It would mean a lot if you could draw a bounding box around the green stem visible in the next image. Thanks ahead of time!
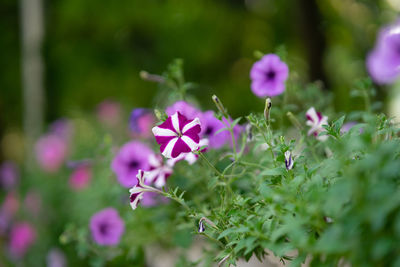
[198,151,223,177]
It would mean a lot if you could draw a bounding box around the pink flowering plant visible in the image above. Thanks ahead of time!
[2,47,400,267]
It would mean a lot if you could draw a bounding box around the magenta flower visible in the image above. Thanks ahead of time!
[35,134,68,173]
[152,112,201,159]
[9,222,36,258]
[111,141,153,188]
[69,165,92,191]
[367,20,400,84]
[0,161,19,190]
[129,108,156,138]
[90,208,125,246]
[146,154,173,188]
[306,107,328,141]
[250,54,289,97]
[96,100,122,127]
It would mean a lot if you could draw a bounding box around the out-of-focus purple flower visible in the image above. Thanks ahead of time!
[129,108,156,138]
[140,192,169,207]
[2,191,19,218]
[69,165,92,191]
[250,54,289,97]
[367,21,400,84]
[146,154,173,188]
[24,191,42,217]
[306,107,328,141]
[152,112,201,158]
[341,122,364,134]
[0,212,10,235]
[0,161,19,190]
[0,191,18,235]
[46,248,67,267]
[201,111,242,149]
[9,222,36,258]
[96,100,122,127]
[166,101,202,122]
[35,134,68,173]
[111,141,153,188]
[49,119,73,141]
[201,111,230,149]
[90,208,125,246]
[341,122,357,133]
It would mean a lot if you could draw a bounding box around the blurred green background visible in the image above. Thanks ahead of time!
[1,0,399,160]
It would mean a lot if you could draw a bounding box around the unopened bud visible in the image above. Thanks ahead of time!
[212,95,229,119]
[198,220,205,233]
[284,150,294,171]
[245,124,253,142]
[140,70,165,83]
[264,98,272,124]
[139,70,149,80]
[198,217,218,234]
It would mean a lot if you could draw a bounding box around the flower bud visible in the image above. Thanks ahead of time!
[198,220,205,233]
[212,95,229,119]
[264,98,272,124]
[284,150,294,171]
[140,71,165,83]
[245,124,253,142]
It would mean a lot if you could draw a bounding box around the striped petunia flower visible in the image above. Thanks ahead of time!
[306,107,328,141]
[152,112,201,159]
[145,154,173,188]
[129,170,160,210]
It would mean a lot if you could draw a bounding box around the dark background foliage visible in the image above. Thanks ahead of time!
[0,0,397,159]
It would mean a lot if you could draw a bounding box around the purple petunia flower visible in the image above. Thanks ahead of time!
[367,20,400,84]
[152,112,201,159]
[0,161,19,190]
[201,111,232,149]
[165,101,202,122]
[9,222,36,258]
[35,134,68,173]
[111,141,153,188]
[129,108,156,138]
[306,107,328,141]
[89,208,125,246]
[250,54,289,97]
